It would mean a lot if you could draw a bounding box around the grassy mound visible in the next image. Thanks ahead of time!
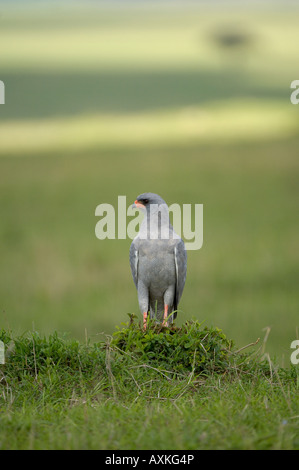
[112,315,234,374]
[0,321,238,413]
[1,317,297,384]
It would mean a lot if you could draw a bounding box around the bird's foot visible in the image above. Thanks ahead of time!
[162,305,169,328]
[143,312,148,330]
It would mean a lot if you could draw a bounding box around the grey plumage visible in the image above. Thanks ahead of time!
[129,192,187,326]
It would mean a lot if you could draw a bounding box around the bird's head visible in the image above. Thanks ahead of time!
[132,193,167,212]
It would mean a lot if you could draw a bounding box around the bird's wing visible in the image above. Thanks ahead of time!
[129,239,139,288]
[174,239,187,314]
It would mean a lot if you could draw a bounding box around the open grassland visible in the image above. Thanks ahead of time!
[0,3,298,449]
[0,3,298,357]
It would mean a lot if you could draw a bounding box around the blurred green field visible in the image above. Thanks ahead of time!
[0,3,298,362]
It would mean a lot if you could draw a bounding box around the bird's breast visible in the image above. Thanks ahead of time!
[137,240,176,288]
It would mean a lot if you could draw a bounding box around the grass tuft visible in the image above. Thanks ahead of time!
[112,314,234,375]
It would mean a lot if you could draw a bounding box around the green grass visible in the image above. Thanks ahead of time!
[0,321,298,450]
[0,2,298,450]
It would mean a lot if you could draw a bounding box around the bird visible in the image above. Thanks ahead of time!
[129,192,187,329]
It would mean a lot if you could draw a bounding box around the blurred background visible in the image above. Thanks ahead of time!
[0,0,298,363]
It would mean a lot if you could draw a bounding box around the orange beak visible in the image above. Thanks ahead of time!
[133,199,145,209]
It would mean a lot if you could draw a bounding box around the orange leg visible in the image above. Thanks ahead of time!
[143,312,148,330]
[163,304,169,327]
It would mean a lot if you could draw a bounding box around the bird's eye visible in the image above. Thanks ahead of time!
[143,199,149,205]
